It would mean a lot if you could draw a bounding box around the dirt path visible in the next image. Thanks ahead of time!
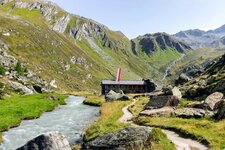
[163,130,208,150]
[119,100,208,150]
[119,100,136,123]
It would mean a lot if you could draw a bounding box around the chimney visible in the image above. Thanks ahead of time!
[116,68,121,82]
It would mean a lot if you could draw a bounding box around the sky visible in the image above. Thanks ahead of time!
[50,0,225,39]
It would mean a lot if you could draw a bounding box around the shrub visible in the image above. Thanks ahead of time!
[15,61,28,75]
[0,64,5,75]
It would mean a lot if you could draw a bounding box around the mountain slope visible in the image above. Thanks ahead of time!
[0,0,191,92]
[0,0,152,92]
[175,25,225,49]
[131,33,191,80]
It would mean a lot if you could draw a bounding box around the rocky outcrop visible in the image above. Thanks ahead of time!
[83,127,151,150]
[0,39,52,94]
[145,95,179,109]
[16,131,71,150]
[174,108,214,119]
[52,15,71,33]
[204,92,224,111]
[105,90,130,101]
[140,107,174,117]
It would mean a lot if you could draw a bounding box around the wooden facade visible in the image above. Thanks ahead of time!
[101,79,156,95]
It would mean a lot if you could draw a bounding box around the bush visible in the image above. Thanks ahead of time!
[0,64,5,75]
[15,61,27,75]
[0,82,4,89]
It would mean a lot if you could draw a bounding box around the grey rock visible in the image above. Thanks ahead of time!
[83,127,151,150]
[162,85,173,95]
[50,80,57,88]
[8,81,35,95]
[175,73,191,85]
[145,95,179,109]
[216,100,225,120]
[172,87,182,99]
[204,92,224,111]
[186,101,206,109]
[140,107,174,117]
[52,15,71,33]
[16,131,71,150]
[174,108,214,119]
[46,95,60,101]
[105,90,130,101]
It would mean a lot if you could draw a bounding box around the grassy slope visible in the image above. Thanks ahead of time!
[129,97,225,150]
[0,94,67,142]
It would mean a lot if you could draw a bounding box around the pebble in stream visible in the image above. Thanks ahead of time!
[0,96,99,150]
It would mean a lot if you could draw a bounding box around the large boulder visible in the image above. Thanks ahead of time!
[83,127,151,150]
[204,92,224,111]
[174,108,214,119]
[139,107,174,117]
[215,100,225,120]
[172,87,182,99]
[145,95,179,109]
[16,132,71,150]
[175,73,191,85]
[162,85,173,95]
[105,90,130,101]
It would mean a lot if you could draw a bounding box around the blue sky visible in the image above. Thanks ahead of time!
[50,0,225,39]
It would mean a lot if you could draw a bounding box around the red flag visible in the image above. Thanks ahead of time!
[116,68,121,82]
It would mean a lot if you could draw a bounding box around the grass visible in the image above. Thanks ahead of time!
[83,96,105,106]
[0,94,67,143]
[128,96,149,117]
[135,117,225,150]
[149,128,175,150]
[84,101,131,141]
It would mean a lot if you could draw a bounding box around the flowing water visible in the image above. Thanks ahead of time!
[0,95,99,150]
[162,54,185,81]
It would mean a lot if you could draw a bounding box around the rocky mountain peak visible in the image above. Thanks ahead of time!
[131,32,191,56]
[174,24,225,49]
[212,24,225,33]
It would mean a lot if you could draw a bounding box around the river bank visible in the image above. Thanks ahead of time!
[0,95,99,149]
[0,94,67,144]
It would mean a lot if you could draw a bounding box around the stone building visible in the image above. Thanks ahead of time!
[101,79,156,95]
